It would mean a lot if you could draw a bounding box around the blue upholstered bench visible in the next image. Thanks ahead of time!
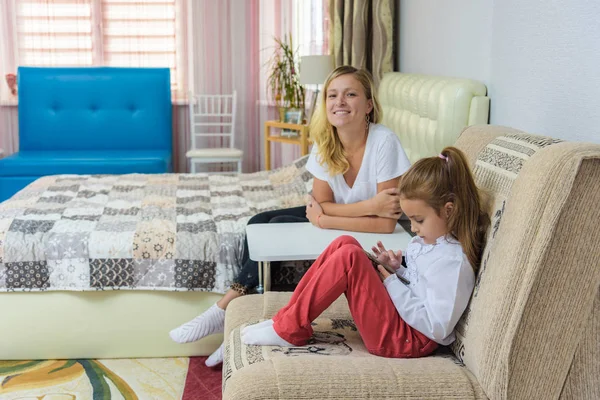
[0,67,173,202]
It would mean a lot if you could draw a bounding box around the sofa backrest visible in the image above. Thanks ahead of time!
[452,125,600,399]
[378,72,489,163]
[18,67,172,152]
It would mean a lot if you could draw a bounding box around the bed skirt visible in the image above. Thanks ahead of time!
[0,290,222,359]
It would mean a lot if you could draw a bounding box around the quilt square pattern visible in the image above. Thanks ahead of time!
[5,261,50,289]
[174,260,216,290]
[90,259,135,288]
[0,157,310,292]
[48,258,90,289]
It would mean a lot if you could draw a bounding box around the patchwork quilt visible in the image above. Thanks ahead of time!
[0,157,312,292]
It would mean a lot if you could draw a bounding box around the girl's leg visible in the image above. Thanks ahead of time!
[245,238,438,358]
[272,235,361,321]
[242,235,358,335]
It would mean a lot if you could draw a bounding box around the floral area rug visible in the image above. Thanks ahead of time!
[0,356,222,400]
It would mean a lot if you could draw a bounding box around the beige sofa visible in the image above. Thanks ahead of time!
[223,125,600,399]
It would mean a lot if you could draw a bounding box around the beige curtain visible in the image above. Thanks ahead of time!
[329,0,395,87]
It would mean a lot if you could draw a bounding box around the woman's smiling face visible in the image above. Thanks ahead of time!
[325,74,373,130]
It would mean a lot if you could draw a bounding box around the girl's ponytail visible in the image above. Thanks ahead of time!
[398,147,490,269]
[440,147,490,269]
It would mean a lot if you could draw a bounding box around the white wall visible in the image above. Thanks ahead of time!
[398,0,493,84]
[397,0,600,143]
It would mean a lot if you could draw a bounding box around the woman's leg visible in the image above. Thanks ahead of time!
[244,236,438,358]
[170,206,308,346]
[234,205,308,294]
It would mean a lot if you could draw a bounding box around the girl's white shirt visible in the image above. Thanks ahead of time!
[383,234,475,345]
[305,123,410,204]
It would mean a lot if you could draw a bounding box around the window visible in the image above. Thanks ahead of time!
[293,0,329,56]
[14,0,185,97]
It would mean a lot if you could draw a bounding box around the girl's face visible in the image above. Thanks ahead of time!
[325,74,373,130]
[400,197,452,244]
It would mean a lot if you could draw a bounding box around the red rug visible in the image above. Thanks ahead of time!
[182,357,223,400]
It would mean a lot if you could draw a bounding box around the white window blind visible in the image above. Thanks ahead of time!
[102,0,179,92]
[17,0,94,66]
[15,0,183,95]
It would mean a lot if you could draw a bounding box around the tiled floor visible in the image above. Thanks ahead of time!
[182,356,223,400]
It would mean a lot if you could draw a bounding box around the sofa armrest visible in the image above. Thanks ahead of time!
[469,96,490,125]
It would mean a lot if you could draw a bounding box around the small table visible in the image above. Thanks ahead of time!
[246,222,414,292]
[264,120,309,170]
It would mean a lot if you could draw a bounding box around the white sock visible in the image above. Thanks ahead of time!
[169,303,225,344]
[205,343,224,367]
[241,319,274,336]
[241,325,293,347]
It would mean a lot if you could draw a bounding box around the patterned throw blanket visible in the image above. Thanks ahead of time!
[0,157,311,292]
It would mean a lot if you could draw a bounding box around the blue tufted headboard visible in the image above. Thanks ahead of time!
[18,67,172,152]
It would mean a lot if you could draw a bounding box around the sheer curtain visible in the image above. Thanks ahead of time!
[258,0,329,170]
[184,0,260,173]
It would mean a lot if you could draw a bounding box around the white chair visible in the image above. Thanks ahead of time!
[186,91,243,173]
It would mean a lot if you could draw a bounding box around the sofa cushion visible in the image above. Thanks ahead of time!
[0,150,172,176]
[451,125,600,399]
[224,293,487,400]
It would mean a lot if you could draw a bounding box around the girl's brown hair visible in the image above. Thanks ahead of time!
[309,66,382,176]
[398,147,490,269]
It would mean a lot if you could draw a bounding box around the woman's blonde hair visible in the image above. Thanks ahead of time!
[309,66,382,176]
[398,147,490,269]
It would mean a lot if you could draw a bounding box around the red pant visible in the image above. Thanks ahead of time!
[273,235,438,358]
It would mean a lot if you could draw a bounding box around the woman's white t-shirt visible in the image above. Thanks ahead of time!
[305,123,411,204]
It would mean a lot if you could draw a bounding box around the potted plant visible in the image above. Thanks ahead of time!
[266,34,305,122]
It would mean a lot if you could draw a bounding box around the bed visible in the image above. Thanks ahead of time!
[0,72,489,359]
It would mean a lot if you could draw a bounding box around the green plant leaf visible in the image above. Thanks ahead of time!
[265,33,306,109]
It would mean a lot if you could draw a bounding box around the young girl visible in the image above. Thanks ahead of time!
[242,147,490,357]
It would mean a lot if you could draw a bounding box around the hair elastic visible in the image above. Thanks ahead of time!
[438,154,448,162]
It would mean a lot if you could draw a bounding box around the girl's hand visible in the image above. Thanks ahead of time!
[370,188,402,219]
[371,241,402,270]
[306,194,324,227]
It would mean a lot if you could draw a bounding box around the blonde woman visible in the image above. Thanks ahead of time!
[170,66,411,366]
